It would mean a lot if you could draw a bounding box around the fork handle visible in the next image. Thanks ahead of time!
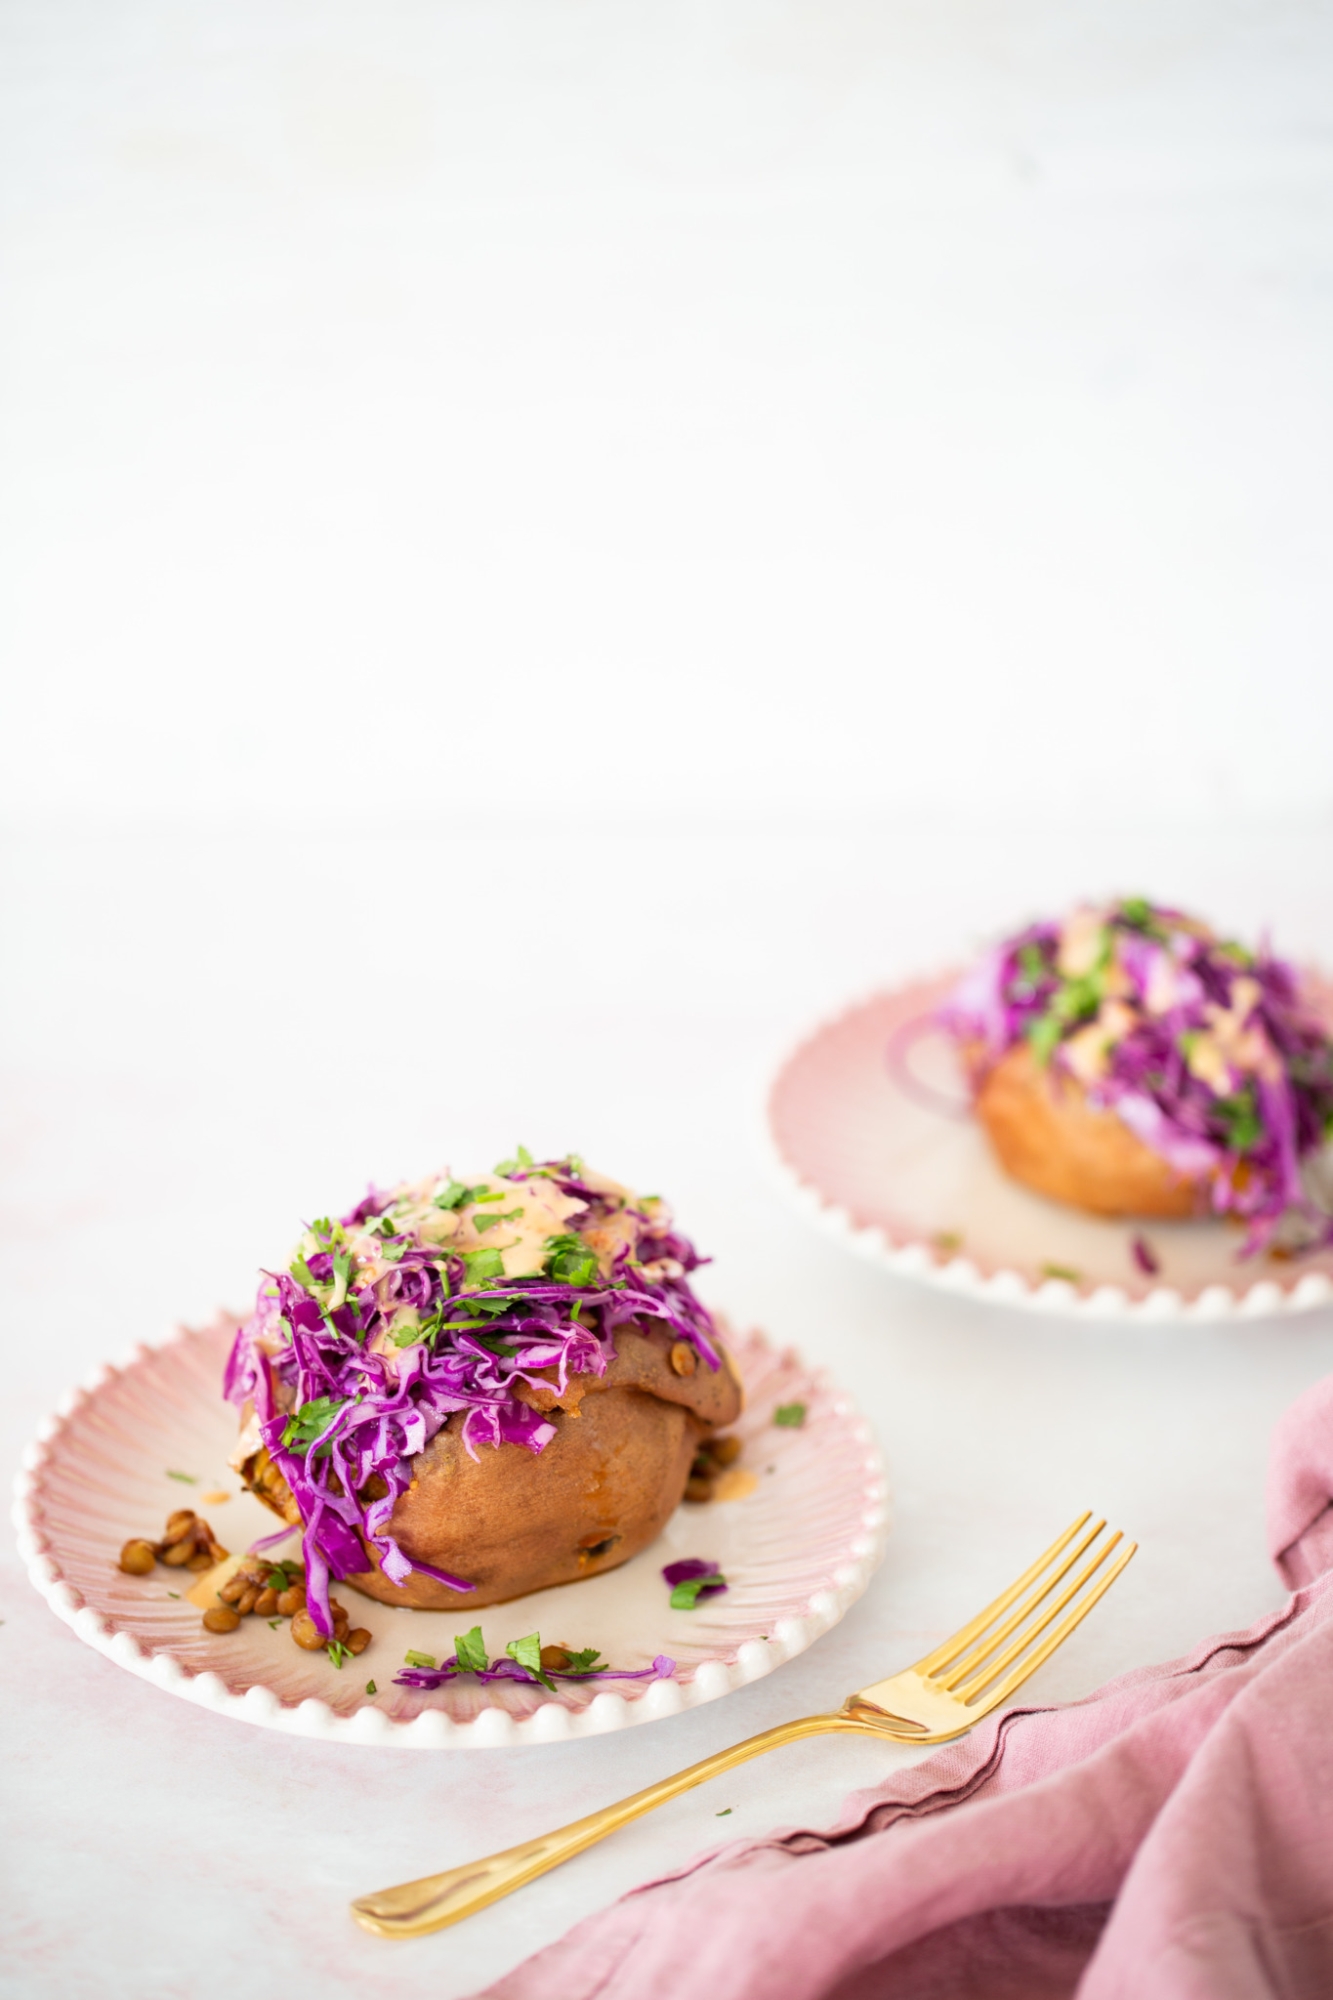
[351,1711,861,1937]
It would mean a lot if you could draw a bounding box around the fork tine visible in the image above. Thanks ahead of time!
[918,1512,1093,1677]
[955,1531,1125,1703]
[973,1540,1138,1711]
[935,1516,1107,1691]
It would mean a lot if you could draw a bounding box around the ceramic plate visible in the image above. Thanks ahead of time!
[768,972,1333,1322]
[14,1317,887,1747]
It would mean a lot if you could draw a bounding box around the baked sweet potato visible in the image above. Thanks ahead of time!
[241,1320,742,1610]
[976,1043,1202,1219]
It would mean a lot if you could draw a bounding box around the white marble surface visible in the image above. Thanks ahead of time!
[5,0,1333,1990]
[5,817,1333,1999]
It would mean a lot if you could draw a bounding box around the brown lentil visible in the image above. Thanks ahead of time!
[253,1587,279,1616]
[118,1539,157,1576]
[707,1434,743,1467]
[290,1610,326,1651]
[684,1475,714,1503]
[345,1628,372,1656]
[236,1585,260,1614]
[540,1645,573,1672]
[202,1606,242,1634]
[276,1586,306,1617]
[160,1539,196,1567]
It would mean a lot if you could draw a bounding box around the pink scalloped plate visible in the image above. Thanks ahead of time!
[768,972,1333,1322]
[13,1318,887,1748]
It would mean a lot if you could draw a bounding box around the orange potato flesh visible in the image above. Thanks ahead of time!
[976,1043,1203,1220]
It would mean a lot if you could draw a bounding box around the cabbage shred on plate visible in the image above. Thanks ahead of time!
[224,1153,720,1638]
[939,899,1333,1256]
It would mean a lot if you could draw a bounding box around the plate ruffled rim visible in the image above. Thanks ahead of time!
[766,978,1333,1326]
[13,1323,890,1748]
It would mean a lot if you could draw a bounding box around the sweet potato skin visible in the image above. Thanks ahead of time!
[976,1043,1203,1219]
[242,1323,742,1611]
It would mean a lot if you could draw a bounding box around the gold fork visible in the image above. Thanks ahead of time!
[352,1511,1134,1939]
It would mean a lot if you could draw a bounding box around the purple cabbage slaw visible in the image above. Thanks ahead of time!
[939,899,1333,1255]
[395,1650,677,1693]
[224,1154,721,1637]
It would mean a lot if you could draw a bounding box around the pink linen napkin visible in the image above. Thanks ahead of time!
[477,1375,1333,2000]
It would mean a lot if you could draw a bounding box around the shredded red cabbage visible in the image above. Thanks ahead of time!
[661,1558,724,1588]
[939,900,1333,1254]
[224,1154,720,1637]
[395,1651,677,1692]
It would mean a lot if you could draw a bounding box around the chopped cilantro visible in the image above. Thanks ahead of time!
[494,1146,535,1176]
[1216,1094,1263,1153]
[474,1207,525,1234]
[380,1239,407,1264]
[716,1808,732,1817]
[390,1317,428,1348]
[266,1560,298,1591]
[773,1403,806,1427]
[544,1233,598,1287]
[562,1647,602,1674]
[327,1252,354,1312]
[466,1329,517,1357]
[403,1650,438,1670]
[670,1572,727,1610]
[327,1640,351,1669]
[453,1625,489,1673]
[433,1180,472,1210]
[365,1680,378,1696]
[1041,1262,1081,1283]
[462,1248,506,1284]
[167,1591,181,1600]
[1026,1013,1063,1065]
[505,1632,555,1690]
[282,1395,349,1452]
[166,1469,197,1484]
[289,1253,319,1291]
[268,1618,281,1628]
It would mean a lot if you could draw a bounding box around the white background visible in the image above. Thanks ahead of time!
[5,4,1333,1997]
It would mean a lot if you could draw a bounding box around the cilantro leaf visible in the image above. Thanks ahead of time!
[505,1631,556,1689]
[561,1647,602,1674]
[466,1329,518,1357]
[365,1679,378,1696]
[544,1233,598,1287]
[1215,1089,1263,1154]
[773,1402,806,1427]
[1026,1013,1063,1066]
[462,1248,506,1284]
[474,1206,525,1235]
[453,1625,489,1673]
[282,1395,349,1452]
[670,1572,727,1610]
[327,1640,351,1669]
[433,1180,473,1210]
[327,1252,354,1312]
[166,1469,197,1484]
[403,1650,437,1670]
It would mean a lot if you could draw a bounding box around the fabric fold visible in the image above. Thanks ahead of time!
[475,1370,1333,2000]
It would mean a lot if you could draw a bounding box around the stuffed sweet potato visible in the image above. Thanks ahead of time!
[942,900,1333,1246]
[226,1155,740,1633]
